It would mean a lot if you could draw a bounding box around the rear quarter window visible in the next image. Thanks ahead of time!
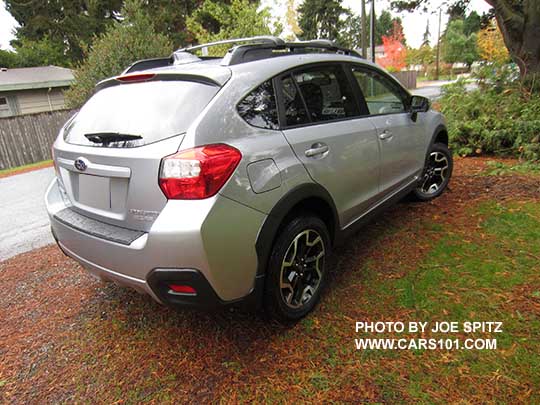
[64,80,219,148]
[237,81,279,130]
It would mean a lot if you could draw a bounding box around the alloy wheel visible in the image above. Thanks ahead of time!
[280,229,325,309]
[419,151,449,195]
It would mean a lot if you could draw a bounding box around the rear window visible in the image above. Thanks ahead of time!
[64,80,219,148]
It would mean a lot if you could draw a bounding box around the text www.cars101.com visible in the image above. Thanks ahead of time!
[355,338,497,350]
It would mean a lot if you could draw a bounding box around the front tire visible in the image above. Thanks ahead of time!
[264,215,330,323]
[412,143,453,201]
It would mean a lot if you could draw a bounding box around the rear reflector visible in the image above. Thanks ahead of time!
[116,73,156,83]
[159,144,241,199]
[168,284,197,295]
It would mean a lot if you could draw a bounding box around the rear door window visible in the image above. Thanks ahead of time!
[64,80,219,148]
[291,65,359,123]
[280,75,311,127]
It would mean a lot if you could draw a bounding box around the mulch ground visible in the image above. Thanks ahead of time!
[0,157,539,403]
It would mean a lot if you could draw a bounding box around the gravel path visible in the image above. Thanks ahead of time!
[0,167,55,261]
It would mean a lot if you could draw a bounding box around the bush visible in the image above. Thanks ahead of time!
[65,0,172,108]
[439,68,540,162]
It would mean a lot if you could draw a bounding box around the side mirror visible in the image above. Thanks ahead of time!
[409,96,431,122]
[410,95,430,121]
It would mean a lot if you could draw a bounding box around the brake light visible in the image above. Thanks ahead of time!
[116,73,156,83]
[159,144,242,199]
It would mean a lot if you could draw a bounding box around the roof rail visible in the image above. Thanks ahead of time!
[222,39,362,65]
[176,36,285,55]
[124,37,362,73]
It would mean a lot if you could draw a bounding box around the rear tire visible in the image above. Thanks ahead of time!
[412,143,453,201]
[263,215,330,323]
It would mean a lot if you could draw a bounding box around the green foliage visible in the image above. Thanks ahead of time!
[483,161,540,176]
[186,0,277,55]
[439,73,540,161]
[0,37,66,68]
[442,19,478,66]
[64,0,172,108]
[406,44,434,67]
[141,0,202,47]
[5,0,123,64]
[298,0,348,42]
[0,49,19,68]
[462,11,482,36]
[340,14,363,49]
[11,36,67,68]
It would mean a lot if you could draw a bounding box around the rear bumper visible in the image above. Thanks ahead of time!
[46,178,267,307]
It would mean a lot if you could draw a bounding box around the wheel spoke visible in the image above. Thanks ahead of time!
[282,237,298,267]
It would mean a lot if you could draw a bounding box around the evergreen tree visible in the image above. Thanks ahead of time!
[141,0,204,48]
[297,0,348,41]
[5,0,123,64]
[422,20,431,46]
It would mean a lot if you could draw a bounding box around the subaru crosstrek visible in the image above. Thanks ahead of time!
[46,37,452,322]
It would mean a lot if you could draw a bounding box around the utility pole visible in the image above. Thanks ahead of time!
[370,0,375,62]
[361,0,367,58]
[435,8,442,80]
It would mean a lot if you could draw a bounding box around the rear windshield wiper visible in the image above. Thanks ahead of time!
[84,132,143,144]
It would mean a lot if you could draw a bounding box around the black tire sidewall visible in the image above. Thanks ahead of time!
[413,143,453,201]
[264,215,330,323]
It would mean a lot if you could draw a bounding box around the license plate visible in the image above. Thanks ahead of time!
[78,174,111,210]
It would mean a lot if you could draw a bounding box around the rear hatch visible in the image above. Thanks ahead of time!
[53,75,223,232]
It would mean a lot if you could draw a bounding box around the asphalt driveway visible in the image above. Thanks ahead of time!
[0,167,55,261]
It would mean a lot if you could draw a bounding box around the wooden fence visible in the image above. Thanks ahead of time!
[392,71,417,89]
[0,109,75,170]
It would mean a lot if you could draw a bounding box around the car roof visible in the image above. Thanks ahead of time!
[228,52,379,80]
[139,53,379,87]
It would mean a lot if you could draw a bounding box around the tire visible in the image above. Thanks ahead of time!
[412,142,453,201]
[263,215,330,323]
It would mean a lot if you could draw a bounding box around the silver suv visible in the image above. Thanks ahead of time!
[46,37,452,322]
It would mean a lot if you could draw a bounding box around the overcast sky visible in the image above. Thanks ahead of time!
[0,0,492,51]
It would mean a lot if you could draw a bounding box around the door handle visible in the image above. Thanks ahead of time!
[305,143,329,158]
[379,130,393,140]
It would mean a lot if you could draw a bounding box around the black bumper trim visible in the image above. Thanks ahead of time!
[147,268,265,311]
[53,208,145,246]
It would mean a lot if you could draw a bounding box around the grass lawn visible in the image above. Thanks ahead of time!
[0,160,53,178]
[0,157,539,403]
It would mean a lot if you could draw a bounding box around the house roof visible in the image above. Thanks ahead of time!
[0,66,74,92]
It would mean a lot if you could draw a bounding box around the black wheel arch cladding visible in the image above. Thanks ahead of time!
[254,183,339,277]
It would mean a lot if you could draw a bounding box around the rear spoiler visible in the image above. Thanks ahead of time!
[95,72,223,93]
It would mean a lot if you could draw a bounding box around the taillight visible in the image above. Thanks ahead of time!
[159,144,242,200]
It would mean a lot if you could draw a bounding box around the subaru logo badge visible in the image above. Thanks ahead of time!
[74,158,88,172]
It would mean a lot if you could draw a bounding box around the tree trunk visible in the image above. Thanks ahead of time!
[485,0,540,89]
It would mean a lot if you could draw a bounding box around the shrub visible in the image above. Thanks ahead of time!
[439,69,540,162]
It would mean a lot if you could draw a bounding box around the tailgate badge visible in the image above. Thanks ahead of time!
[74,158,88,172]
[129,209,159,222]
